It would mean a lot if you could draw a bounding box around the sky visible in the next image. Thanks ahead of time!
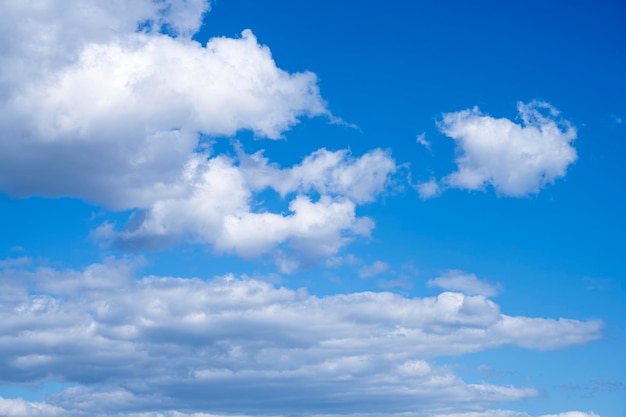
[0,0,625,416]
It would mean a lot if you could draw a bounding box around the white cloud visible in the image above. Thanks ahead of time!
[0,1,328,210]
[430,101,577,197]
[239,147,397,204]
[0,1,399,268]
[539,413,601,417]
[359,260,390,278]
[0,257,32,269]
[0,260,604,416]
[106,147,395,269]
[416,178,442,199]
[428,270,499,297]
[416,132,432,150]
[0,396,63,417]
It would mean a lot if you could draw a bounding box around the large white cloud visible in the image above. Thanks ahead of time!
[0,259,604,417]
[0,27,327,208]
[0,0,398,267]
[0,0,328,207]
[418,101,577,198]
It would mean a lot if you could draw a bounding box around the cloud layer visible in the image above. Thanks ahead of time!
[0,258,603,416]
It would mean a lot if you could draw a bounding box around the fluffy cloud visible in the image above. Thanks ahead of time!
[0,259,604,416]
[428,270,499,297]
[421,101,577,197]
[0,0,398,267]
[0,28,327,208]
[0,396,63,417]
[99,147,395,270]
[0,0,328,209]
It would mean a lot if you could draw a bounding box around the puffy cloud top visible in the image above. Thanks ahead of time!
[418,101,577,198]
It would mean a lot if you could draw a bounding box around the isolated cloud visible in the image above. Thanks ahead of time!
[428,270,499,297]
[0,259,604,416]
[416,132,431,151]
[416,178,442,199]
[429,101,577,197]
[359,260,390,278]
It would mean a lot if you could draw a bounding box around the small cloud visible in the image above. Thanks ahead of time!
[436,101,577,197]
[416,132,431,151]
[325,254,360,268]
[359,260,389,278]
[610,114,623,124]
[427,270,499,297]
[416,179,442,199]
[583,277,618,292]
[378,276,413,290]
[0,256,32,269]
[89,222,116,245]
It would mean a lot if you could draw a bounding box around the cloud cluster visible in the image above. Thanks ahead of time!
[0,259,603,417]
[418,101,577,198]
[0,0,399,268]
[93,146,396,270]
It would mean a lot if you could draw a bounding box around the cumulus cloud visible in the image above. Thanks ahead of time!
[0,0,399,268]
[425,101,577,197]
[0,0,329,208]
[0,260,604,416]
[103,147,395,269]
[0,27,327,208]
[428,270,499,297]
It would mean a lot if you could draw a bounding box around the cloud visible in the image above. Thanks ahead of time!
[428,270,499,297]
[0,1,400,269]
[416,132,432,150]
[0,257,32,269]
[0,397,63,417]
[0,2,328,209]
[416,178,442,199]
[103,146,395,270]
[427,101,577,197]
[539,413,601,417]
[359,260,390,278]
[0,259,604,416]
[239,147,397,204]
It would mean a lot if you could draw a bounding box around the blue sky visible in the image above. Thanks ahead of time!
[0,1,624,416]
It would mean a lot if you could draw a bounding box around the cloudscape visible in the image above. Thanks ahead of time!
[0,1,625,416]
